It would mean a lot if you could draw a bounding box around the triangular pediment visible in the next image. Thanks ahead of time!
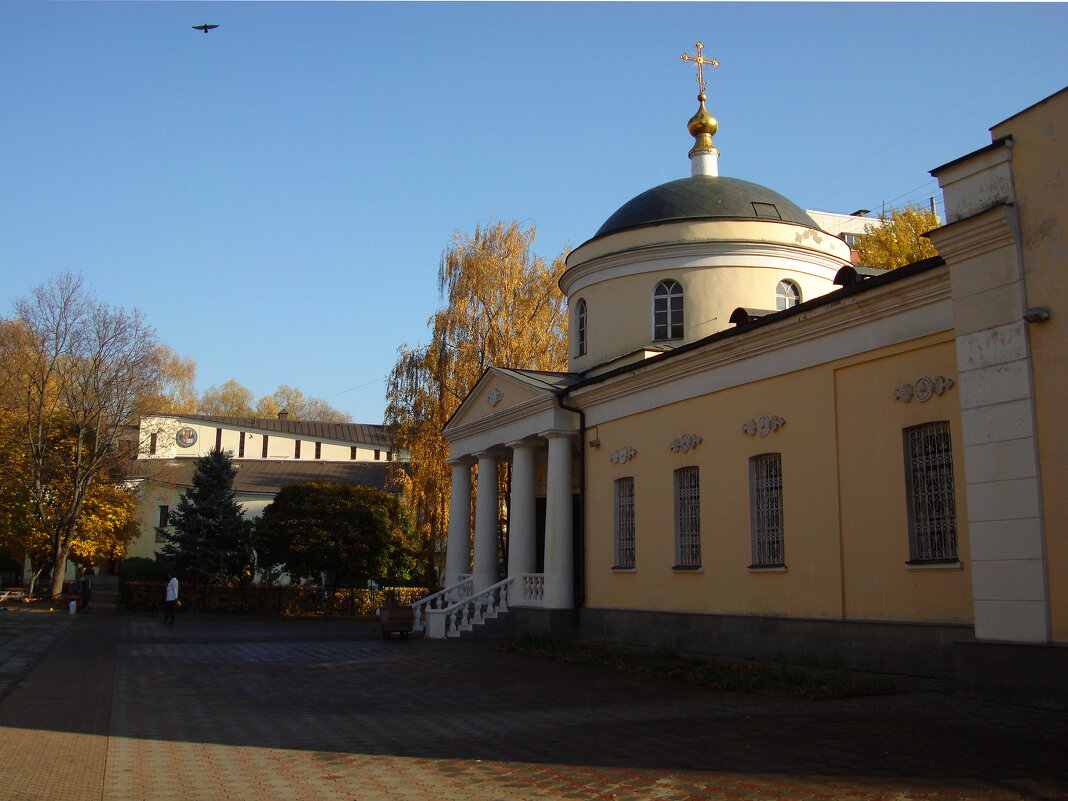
[446,369,554,431]
[443,368,583,457]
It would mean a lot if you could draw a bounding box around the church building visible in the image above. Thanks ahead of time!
[417,62,1066,709]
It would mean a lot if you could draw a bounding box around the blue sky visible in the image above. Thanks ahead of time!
[2,2,1065,424]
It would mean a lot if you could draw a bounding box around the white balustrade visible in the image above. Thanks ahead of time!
[522,573,545,603]
[411,576,474,633]
[424,576,514,639]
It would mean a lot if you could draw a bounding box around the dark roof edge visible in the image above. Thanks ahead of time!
[930,135,1012,177]
[562,255,946,394]
[153,413,386,437]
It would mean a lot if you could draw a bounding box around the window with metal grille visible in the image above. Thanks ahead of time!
[614,477,635,568]
[674,466,701,568]
[776,280,801,310]
[576,298,588,356]
[749,453,785,566]
[653,280,684,340]
[904,421,958,562]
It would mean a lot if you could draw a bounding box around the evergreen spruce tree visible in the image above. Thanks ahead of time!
[160,449,254,584]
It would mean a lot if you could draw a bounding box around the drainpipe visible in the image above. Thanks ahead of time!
[557,395,587,612]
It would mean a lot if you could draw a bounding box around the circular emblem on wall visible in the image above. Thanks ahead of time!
[913,376,935,402]
[176,427,198,448]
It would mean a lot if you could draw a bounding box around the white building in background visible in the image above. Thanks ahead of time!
[124,412,406,561]
[806,209,880,263]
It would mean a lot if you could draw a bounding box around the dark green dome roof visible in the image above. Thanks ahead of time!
[595,175,819,238]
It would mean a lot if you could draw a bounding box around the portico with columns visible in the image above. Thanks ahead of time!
[421,368,582,636]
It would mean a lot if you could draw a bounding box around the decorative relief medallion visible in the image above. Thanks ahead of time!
[742,415,785,437]
[610,447,637,464]
[669,433,702,453]
[176,427,198,448]
[894,376,954,403]
[487,388,503,407]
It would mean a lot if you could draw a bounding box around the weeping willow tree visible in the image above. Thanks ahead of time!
[385,220,569,585]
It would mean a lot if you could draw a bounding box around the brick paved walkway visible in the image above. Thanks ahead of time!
[0,609,1065,801]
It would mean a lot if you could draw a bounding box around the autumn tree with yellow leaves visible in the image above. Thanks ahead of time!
[0,274,167,596]
[855,205,941,271]
[385,220,569,584]
[198,380,351,422]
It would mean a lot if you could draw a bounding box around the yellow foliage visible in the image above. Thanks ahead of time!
[855,205,941,271]
[384,220,569,580]
[198,380,351,422]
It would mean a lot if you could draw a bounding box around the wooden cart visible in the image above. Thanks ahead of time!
[379,604,414,639]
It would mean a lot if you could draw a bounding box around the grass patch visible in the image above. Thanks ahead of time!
[495,633,898,700]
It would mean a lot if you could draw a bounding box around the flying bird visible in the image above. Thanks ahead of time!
[192,24,219,33]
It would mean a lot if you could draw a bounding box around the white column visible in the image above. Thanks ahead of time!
[443,459,473,588]
[541,431,575,609]
[472,451,500,592]
[506,440,538,581]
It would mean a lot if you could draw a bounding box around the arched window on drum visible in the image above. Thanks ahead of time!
[653,280,684,340]
[575,298,587,356]
[776,280,801,310]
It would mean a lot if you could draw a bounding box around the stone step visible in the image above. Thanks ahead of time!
[456,610,511,639]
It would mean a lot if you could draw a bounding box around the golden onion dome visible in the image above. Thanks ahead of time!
[687,92,718,156]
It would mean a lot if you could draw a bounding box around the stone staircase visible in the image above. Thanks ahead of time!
[454,608,511,639]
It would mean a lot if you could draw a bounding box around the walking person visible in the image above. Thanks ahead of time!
[163,573,179,624]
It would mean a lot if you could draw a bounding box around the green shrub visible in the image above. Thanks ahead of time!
[119,557,170,599]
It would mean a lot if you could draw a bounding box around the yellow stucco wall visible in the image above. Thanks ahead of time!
[993,89,1068,640]
[836,339,972,622]
[584,333,972,624]
[569,265,837,370]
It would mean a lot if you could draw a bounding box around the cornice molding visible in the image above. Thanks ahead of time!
[926,204,1018,263]
[445,392,560,441]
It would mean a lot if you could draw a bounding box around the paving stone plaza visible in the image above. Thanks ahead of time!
[0,608,1065,801]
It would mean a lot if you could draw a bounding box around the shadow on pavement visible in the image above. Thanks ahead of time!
[2,613,1067,793]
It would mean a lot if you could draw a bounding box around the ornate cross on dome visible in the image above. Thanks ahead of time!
[680,42,719,95]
